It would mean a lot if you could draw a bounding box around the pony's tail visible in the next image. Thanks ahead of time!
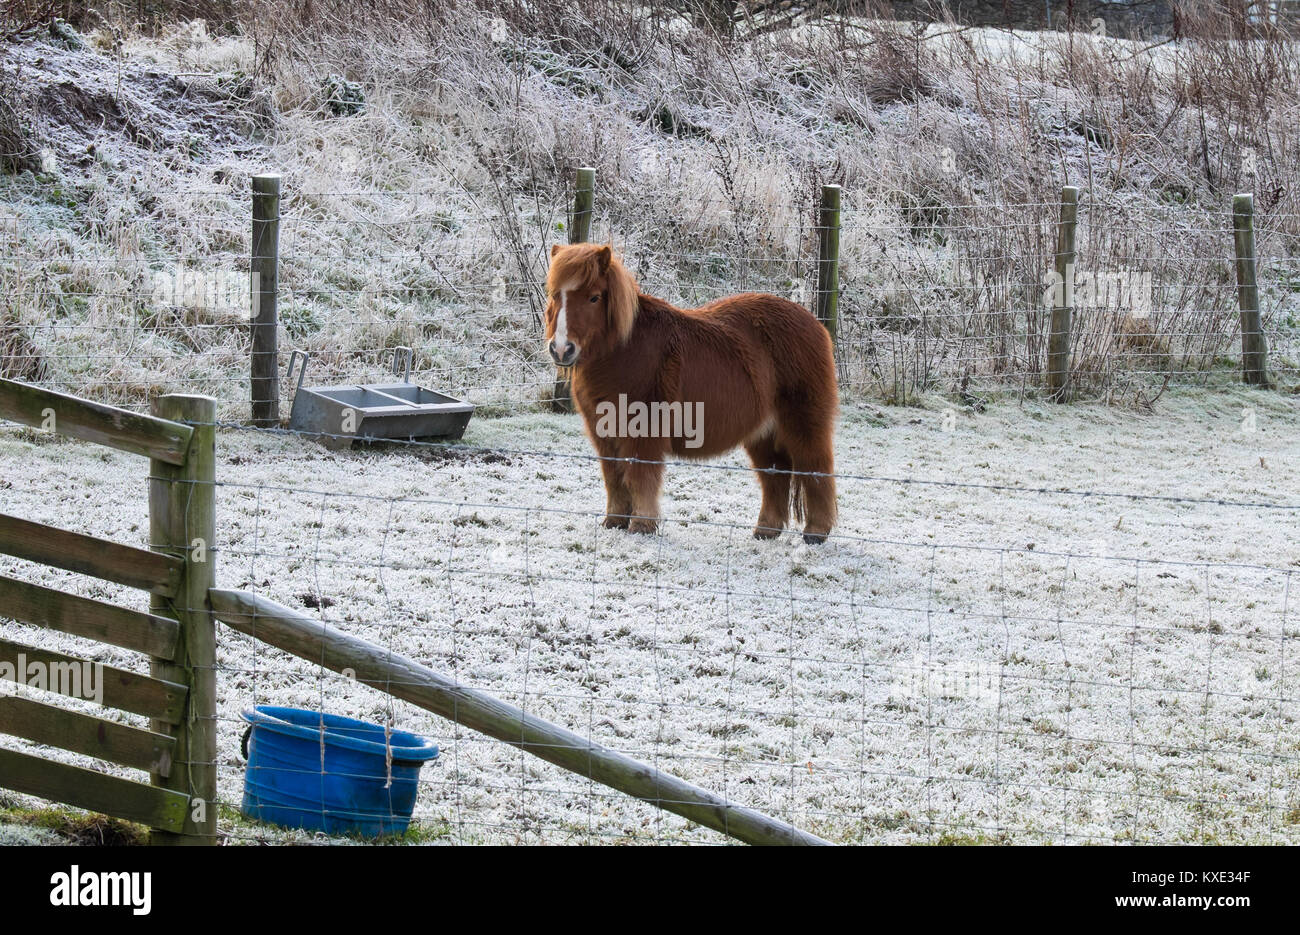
[790,470,837,529]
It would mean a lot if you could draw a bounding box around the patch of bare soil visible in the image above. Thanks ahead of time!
[6,32,270,174]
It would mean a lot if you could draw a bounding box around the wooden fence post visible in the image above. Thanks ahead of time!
[570,166,596,245]
[815,183,841,343]
[1232,193,1270,386]
[149,394,217,845]
[251,174,281,426]
[552,167,596,413]
[1046,185,1079,401]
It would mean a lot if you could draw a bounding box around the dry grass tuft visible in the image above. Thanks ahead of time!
[0,67,41,174]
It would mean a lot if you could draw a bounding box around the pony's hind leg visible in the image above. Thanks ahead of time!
[780,420,837,544]
[793,443,836,544]
[745,435,792,539]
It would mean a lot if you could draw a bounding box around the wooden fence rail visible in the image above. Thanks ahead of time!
[0,574,180,659]
[0,513,184,597]
[0,695,176,776]
[0,747,189,832]
[0,378,191,463]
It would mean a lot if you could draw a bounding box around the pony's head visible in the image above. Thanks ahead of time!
[544,243,638,367]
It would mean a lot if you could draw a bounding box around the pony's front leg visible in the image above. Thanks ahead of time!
[586,425,633,527]
[623,452,664,535]
[599,455,633,529]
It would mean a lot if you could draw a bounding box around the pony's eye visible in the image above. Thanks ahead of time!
[589,294,600,303]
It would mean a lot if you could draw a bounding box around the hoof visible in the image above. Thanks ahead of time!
[753,525,782,540]
[628,517,658,535]
[802,531,828,545]
[603,514,630,529]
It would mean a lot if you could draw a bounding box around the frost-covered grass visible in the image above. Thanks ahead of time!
[1,387,1297,844]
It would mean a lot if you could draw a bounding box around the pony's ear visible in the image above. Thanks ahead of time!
[594,245,612,272]
[550,243,563,258]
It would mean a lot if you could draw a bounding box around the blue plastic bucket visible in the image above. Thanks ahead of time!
[240,705,439,838]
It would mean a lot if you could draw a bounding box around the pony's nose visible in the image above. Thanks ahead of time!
[550,341,577,366]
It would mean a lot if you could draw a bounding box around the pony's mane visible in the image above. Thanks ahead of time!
[548,243,639,346]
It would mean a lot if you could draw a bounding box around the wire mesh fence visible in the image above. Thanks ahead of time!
[3,175,1298,421]
[836,195,1300,402]
[212,477,1299,844]
[2,417,1296,845]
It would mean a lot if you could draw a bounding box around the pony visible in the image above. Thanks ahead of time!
[544,242,838,543]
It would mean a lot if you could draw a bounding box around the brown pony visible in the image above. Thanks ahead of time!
[544,243,838,543]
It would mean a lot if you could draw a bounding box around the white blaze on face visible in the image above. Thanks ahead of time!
[551,277,580,358]
[552,292,568,355]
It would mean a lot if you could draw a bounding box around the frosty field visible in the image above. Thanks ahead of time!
[1,386,1296,844]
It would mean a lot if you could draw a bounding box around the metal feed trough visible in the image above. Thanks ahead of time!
[287,347,473,450]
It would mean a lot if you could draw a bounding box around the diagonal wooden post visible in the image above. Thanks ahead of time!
[149,393,217,845]
[552,167,595,413]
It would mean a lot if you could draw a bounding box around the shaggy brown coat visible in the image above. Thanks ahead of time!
[545,243,838,542]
